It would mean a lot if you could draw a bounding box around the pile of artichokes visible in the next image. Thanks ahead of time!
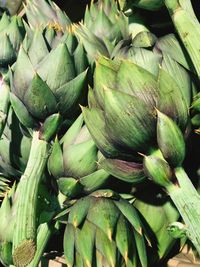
[0,0,200,266]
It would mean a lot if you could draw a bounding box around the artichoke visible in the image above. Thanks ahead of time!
[82,56,200,254]
[0,13,25,74]
[62,190,148,267]
[25,0,71,29]
[74,0,133,63]
[10,25,88,134]
[48,114,110,198]
[82,56,188,169]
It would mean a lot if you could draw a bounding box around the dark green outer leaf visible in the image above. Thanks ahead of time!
[23,74,57,121]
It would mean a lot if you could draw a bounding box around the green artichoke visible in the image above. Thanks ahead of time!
[48,114,110,198]
[82,56,188,173]
[75,0,133,63]
[82,56,200,255]
[63,190,148,267]
[10,27,88,134]
[25,0,71,29]
[0,13,25,74]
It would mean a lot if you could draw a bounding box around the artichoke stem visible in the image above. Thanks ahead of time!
[165,0,200,78]
[12,131,49,267]
[27,222,56,267]
[167,167,200,255]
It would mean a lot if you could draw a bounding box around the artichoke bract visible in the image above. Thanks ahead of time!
[63,190,148,267]
[48,114,110,198]
[82,56,200,254]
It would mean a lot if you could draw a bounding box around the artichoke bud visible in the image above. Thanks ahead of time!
[99,157,145,184]
[26,0,72,29]
[11,28,88,129]
[157,110,186,167]
[143,155,173,188]
[39,113,62,142]
[64,192,148,267]
[0,15,25,70]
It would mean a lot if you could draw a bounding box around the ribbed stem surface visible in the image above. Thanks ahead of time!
[12,131,49,267]
[165,0,200,77]
[167,167,200,255]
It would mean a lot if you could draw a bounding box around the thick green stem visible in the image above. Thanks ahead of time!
[12,131,49,267]
[27,222,55,267]
[165,0,200,77]
[167,167,200,255]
